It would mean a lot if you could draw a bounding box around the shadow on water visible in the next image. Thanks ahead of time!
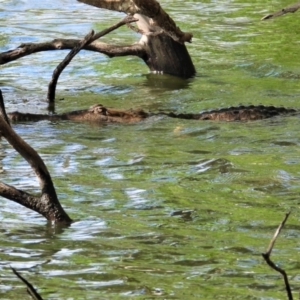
[141,73,193,91]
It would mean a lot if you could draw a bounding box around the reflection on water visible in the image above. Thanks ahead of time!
[1,0,300,299]
[142,73,192,91]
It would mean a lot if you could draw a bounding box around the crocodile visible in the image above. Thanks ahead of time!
[8,104,149,123]
[7,104,297,123]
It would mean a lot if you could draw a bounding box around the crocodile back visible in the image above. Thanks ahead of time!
[169,105,297,121]
[7,112,56,122]
[7,105,298,123]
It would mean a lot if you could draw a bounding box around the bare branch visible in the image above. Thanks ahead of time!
[0,15,144,66]
[91,14,138,41]
[0,40,145,65]
[262,212,293,300]
[11,267,44,300]
[262,2,300,20]
[264,212,290,256]
[0,90,10,127]
[0,182,42,213]
[78,0,193,43]
[78,0,138,14]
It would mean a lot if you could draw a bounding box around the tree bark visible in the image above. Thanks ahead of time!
[143,33,195,78]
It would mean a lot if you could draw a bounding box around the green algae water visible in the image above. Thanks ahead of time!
[1,0,300,299]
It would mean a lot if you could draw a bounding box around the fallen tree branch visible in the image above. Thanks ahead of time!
[11,267,44,300]
[0,90,72,223]
[0,40,145,65]
[76,0,195,77]
[262,212,293,300]
[262,2,300,20]
[0,15,144,66]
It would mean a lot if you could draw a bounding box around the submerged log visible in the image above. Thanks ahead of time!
[143,33,195,78]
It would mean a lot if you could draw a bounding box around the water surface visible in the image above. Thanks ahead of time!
[1,0,300,299]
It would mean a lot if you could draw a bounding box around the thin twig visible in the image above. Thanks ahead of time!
[11,267,44,300]
[91,15,138,42]
[262,212,293,300]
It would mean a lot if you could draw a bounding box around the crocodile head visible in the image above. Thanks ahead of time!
[67,104,149,123]
[91,104,149,122]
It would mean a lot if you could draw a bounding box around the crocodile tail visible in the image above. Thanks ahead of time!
[8,112,55,122]
[166,112,200,120]
[167,105,297,121]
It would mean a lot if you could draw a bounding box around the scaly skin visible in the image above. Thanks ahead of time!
[8,104,150,123]
[8,104,297,123]
[167,105,297,121]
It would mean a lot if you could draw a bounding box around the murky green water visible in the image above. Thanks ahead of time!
[1,0,300,299]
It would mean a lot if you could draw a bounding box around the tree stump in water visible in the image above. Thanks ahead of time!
[78,0,196,78]
[143,33,195,78]
[0,0,196,78]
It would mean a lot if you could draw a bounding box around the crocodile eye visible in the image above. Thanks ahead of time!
[92,105,106,115]
[88,104,97,112]
[88,104,107,115]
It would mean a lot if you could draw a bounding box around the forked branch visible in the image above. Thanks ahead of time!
[262,212,293,300]
[0,90,72,223]
[0,1,195,78]
[11,267,44,300]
